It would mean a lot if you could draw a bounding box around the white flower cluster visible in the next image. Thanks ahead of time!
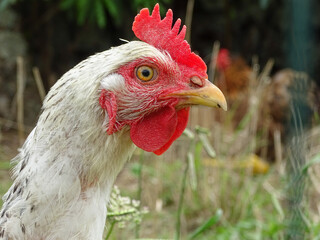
[107,186,148,228]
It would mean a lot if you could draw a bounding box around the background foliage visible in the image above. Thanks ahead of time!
[0,0,319,93]
[0,0,319,239]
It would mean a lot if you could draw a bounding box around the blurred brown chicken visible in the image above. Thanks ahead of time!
[265,69,319,159]
[214,49,252,129]
[215,49,252,102]
[214,48,319,161]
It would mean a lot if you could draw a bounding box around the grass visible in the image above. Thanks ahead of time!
[1,109,319,240]
[104,139,318,239]
[102,58,320,239]
[0,58,319,239]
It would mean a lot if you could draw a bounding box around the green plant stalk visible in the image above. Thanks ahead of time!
[188,152,197,191]
[175,143,192,240]
[107,209,136,217]
[135,149,145,239]
[105,221,116,240]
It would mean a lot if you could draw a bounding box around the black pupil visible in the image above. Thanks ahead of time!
[142,69,150,77]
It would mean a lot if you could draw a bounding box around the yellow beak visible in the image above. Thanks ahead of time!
[167,79,227,111]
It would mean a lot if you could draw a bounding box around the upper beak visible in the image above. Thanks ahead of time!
[166,79,227,111]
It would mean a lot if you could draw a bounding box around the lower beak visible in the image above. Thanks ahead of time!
[167,80,227,111]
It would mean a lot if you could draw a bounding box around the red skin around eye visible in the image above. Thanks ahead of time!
[100,88,190,155]
[99,55,200,155]
[99,90,118,135]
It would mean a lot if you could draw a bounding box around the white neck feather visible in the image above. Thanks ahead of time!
[0,41,167,239]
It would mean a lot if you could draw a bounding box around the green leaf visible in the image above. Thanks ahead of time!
[301,153,320,175]
[76,0,90,25]
[95,0,106,28]
[104,0,118,18]
[104,0,121,26]
[59,0,75,10]
[188,209,223,239]
[271,194,284,219]
[236,110,252,132]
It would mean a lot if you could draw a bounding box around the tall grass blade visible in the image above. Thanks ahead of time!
[198,132,216,158]
[188,152,197,191]
[301,153,320,175]
[195,126,216,158]
[135,149,145,238]
[188,209,223,240]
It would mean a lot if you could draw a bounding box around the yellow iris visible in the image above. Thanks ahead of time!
[136,66,154,82]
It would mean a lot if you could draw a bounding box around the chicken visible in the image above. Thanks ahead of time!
[214,48,252,126]
[265,68,318,160]
[215,48,318,161]
[0,4,226,240]
[215,48,252,102]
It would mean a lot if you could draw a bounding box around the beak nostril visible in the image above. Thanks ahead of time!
[217,104,221,108]
[190,76,203,88]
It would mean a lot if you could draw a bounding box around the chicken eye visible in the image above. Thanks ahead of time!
[136,66,156,82]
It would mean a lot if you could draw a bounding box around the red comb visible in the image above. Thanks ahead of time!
[132,4,206,72]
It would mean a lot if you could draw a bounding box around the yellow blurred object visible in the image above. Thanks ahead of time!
[203,154,270,174]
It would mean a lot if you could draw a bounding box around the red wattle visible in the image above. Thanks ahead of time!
[153,108,189,155]
[130,106,178,152]
[130,106,189,155]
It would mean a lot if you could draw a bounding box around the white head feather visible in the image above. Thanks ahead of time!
[0,41,172,240]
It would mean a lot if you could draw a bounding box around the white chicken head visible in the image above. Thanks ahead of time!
[98,4,227,155]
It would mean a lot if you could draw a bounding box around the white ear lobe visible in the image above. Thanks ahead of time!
[100,73,126,91]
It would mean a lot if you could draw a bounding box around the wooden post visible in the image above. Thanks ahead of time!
[16,57,25,145]
[32,67,46,102]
